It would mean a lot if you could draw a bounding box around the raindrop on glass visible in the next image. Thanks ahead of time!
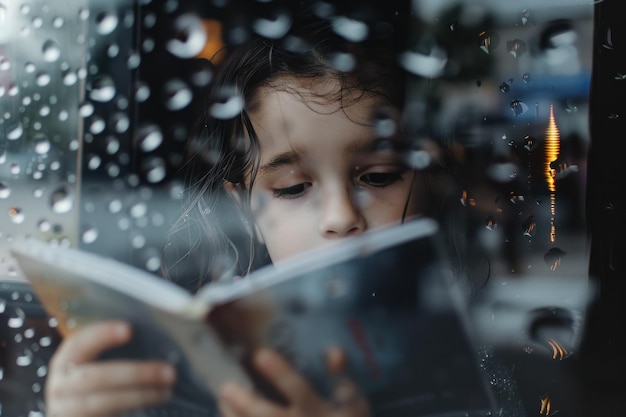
[135,81,150,102]
[522,215,536,237]
[111,112,130,133]
[253,11,293,39]
[331,16,368,42]
[0,182,10,199]
[89,117,106,134]
[163,79,192,111]
[82,227,99,244]
[137,124,163,152]
[478,31,500,54]
[25,61,36,73]
[53,16,64,28]
[510,99,528,116]
[499,82,510,93]
[50,184,74,214]
[95,11,118,35]
[7,121,24,140]
[8,306,26,328]
[79,101,95,117]
[89,75,116,102]
[166,14,207,59]
[33,134,51,155]
[210,86,244,119]
[87,155,101,170]
[506,39,527,59]
[142,157,167,183]
[42,39,61,62]
[399,48,447,78]
[16,349,33,367]
[0,56,10,71]
[521,9,530,26]
[522,73,530,83]
[37,219,52,232]
[8,207,25,224]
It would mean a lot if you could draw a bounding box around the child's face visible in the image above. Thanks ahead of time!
[246,76,423,263]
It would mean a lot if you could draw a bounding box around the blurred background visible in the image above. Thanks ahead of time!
[1,0,623,416]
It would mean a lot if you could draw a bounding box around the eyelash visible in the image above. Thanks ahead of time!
[272,169,406,199]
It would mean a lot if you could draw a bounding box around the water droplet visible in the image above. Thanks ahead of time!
[111,112,130,133]
[522,73,531,83]
[105,137,120,154]
[163,79,192,111]
[478,31,500,54]
[0,56,10,71]
[95,11,118,35]
[52,16,64,28]
[135,81,150,102]
[89,75,116,102]
[0,182,11,199]
[399,47,447,78]
[130,202,148,218]
[210,86,244,119]
[59,69,76,86]
[499,82,510,93]
[8,207,25,224]
[510,99,528,116]
[33,134,51,154]
[16,349,33,367]
[253,11,292,39]
[521,9,530,26]
[519,215,536,237]
[487,162,518,182]
[79,101,95,117]
[544,247,566,271]
[108,199,123,213]
[50,184,74,214]
[37,219,52,232]
[39,336,52,347]
[87,154,101,170]
[137,124,163,152]
[485,216,496,230]
[331,15,367,42]
[8,306,26,328]
[42,39,61,62]
[82,227,99,244]
[506,39,527,59]
[89,117,106,134]
[142,157,167,183]
[7,121,24,140]
[166,14,207,59]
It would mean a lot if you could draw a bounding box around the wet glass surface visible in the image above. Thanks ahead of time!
[1,0,618,416]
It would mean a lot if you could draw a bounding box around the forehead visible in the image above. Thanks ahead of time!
[248,75,382,138]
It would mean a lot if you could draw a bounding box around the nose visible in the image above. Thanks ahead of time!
[318,186,366,238]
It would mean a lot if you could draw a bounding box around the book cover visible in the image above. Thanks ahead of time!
[10,218,495,417]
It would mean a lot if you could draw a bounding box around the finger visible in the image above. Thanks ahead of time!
[219,383,283,417]
[47,387,172,417]
[253,348,319,406]
[47,360,176,397]
[325,346,347,376]
[50,321,131,371]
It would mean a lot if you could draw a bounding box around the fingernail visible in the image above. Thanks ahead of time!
[113,322,130,338]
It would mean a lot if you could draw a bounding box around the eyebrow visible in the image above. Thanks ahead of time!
[258,149,303,175]
[345,136,409,154]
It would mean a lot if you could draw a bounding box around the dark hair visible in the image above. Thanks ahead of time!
[161,12,412,289]
[160,9,488,293]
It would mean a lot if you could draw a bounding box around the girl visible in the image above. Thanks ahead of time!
[44,8,458,417]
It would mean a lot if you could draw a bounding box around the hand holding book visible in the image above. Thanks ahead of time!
[11,218,495,417]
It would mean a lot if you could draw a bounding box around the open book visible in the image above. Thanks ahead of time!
[10,218,495,417]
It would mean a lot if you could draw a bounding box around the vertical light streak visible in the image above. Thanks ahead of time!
[544,105,560,243]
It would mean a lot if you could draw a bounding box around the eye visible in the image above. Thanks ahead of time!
[273,182,312,199]
[359,172,403,187]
